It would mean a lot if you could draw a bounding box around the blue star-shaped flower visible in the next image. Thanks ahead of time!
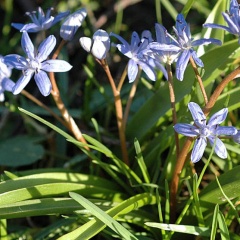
[4,31,72,96]
[203,0,240,43]
[149,14,221,81]
[174,102,237,163]
[12,7,70,32]
[110,31,156,82]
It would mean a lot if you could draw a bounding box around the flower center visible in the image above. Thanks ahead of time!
[28,59,41,73]
[200,126,213,137]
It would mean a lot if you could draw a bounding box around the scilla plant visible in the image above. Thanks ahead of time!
[0,0,240,239]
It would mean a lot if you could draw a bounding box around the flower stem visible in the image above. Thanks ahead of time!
[189,56,208,105]
[170,65,240,221]
[49,39,87,146]
[117,64,128,92]
[166,63,179,157]
[123,67,141,131]
[100,59,129,166]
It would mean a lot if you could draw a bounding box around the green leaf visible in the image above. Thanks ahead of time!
[181,0,195,17]
[69,192,138,240]
[145,222,210,237]
[218,210,230,240]
[210,205,219,240]
[199,165,240,205]
[0,135,44,167]
[58,193,156,240]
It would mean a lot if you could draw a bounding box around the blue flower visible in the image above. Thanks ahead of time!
[203,0,240,43]
[110,31,156,82]
[60,8,87,41]
[0,56,14,101]
[80,29,110,59]
[174,102,237,163]
[4,31,72,96]
[12,7,70,32]
[150,14,221,81]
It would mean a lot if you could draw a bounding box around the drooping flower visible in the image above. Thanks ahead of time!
[60,8,87,41]
[203,0,240,43]
[80,29,110,59]
[110,31,156,82]
[150,14,222,81]
[4,31,72,96]
[0,56,15,101]
[174,102,237,163]
[12,7,70,32]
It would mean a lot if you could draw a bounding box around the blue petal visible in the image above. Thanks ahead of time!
[222,12,239,35]
[34,70,52,96]
[4,54,28,70]
[138,61,156,81]
[37,35,56,62]
[232,130,240,144]
[131,32,141,53]
[176,50,190,81]
[42,17,55,30]
[20,23,41,32]
[190,50,204,67]
[208,136,227,159]
[149,43,180,52]
[127,59,138,82]
[192,38,222,47]
[52,10,70,25]
[191,137,207,163]
[174,123,199,137]
[21,31,35,59]
[11,23,25,31]
[188,102,206,127]
[208,108,228,126]
[110,32,131,56]
[216,126,237,136]
[41,59,72,72]
[2,78,15,92]
[12,71,34,94]
[203,23,232,33]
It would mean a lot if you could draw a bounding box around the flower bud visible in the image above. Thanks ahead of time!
[60,8,87,41]
[80,29,110,59]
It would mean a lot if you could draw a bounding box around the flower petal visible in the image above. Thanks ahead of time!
[12,71,34,94]
[4,54,28,70]
[208,108,228,126]
[21,31,35,59]
[34,70,52,96]
[41,59,72,72]
[191,137,207,163]
[2,78,15,92]
[138,61,156,81]
[176,50,190,81]
[188,102,206,127]
[11,23,25,31]
[20,23,41,32]
[37,35,56,62]
[91,40,107,59]
[216,126,237,136]
[128,59,138,82]
[208,136,227,159]
[174,123,199,137]
[80,37,92,52]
